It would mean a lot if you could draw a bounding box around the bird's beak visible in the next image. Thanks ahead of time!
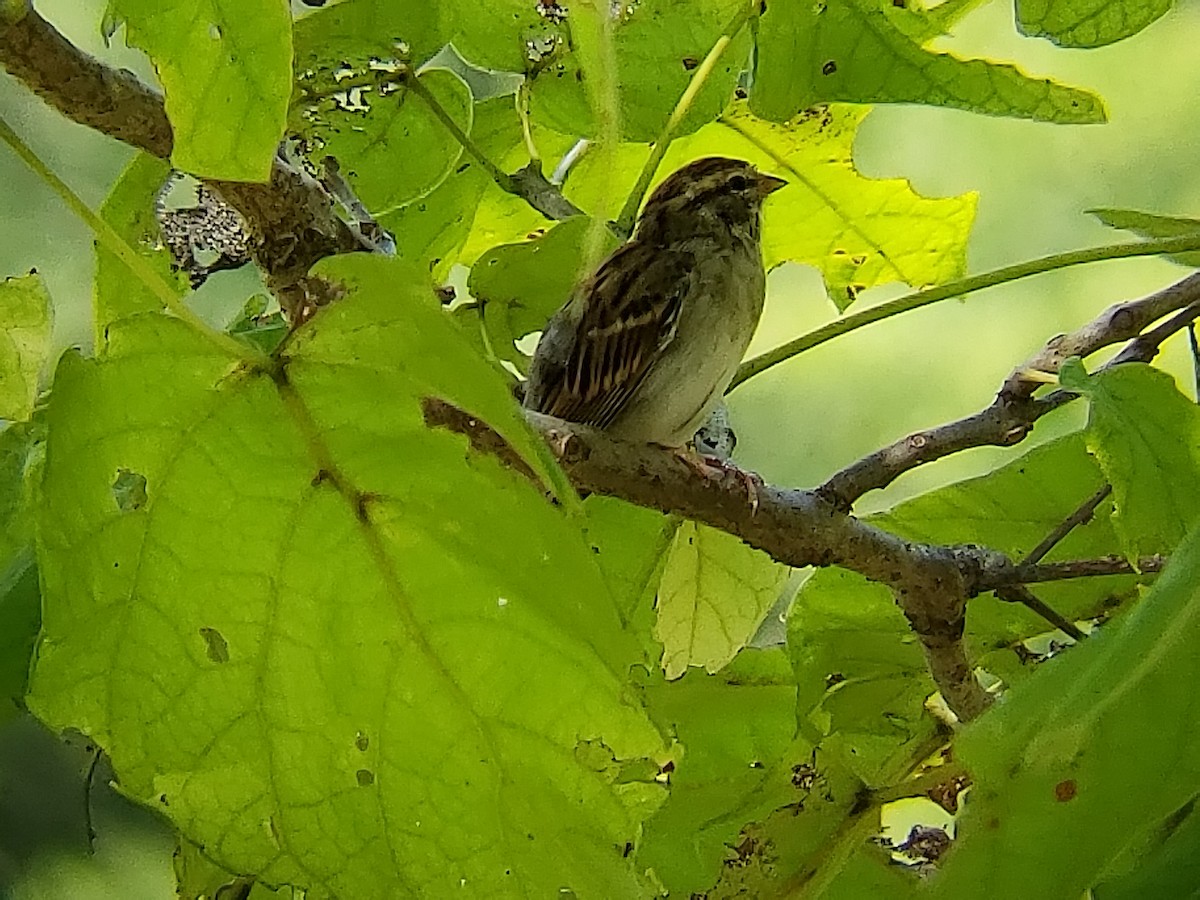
[756,173,788,198]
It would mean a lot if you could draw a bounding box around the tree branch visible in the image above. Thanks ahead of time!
[819,272,1200,510]
[0,2,364,307]
[1023,483,1113,566]
[427,399,996,718]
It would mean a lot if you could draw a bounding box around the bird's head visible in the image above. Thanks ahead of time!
[637,157,787,241]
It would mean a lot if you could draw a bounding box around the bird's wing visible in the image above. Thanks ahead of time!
[534,241,695,429]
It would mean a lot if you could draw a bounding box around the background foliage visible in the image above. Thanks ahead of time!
[2,0,1200,897]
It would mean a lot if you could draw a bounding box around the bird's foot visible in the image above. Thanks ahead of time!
[670,448,762,514]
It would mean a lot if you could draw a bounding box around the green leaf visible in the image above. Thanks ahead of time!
[530,0,752,142]
[0,272,52,421]
[928,522,1200,899]
[292,0,443,71]
[1017,0,1173,48]
[669,104,977,310]
[291,65,472,214]
[1088,207,1200,267]
[751,0,1106,125]
[582,496,674,627]
[637,648,800,894]
[1060,361,1200,560]
[464,216,620,371]
[379,96,526,280]
[95,154,185,339]
[655,521,790,679]
[788,566,934,787]
[108,0,292,180]
[442,1,567,72]
[30,256,666,897]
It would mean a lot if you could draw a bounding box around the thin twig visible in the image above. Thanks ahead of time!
[1025,484,1113,566]
[995,585,1088,641]
[1190,323,1200,402]
[993,482,1114,640]
[980,555,1166,590]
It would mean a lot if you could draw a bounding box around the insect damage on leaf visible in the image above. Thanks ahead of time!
[111,468,148,512]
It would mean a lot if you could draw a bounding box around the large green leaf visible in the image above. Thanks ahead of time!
[636,648,801,895]
[1016,0,1173,48]
[0,272,52,421]
[530,0,752,142]
[655,521,790,679]
[30,256,666,897]
[924,522,1200,899]
[108,0,292,180]
[1061,360,1200,560]
[752,0,1105,125]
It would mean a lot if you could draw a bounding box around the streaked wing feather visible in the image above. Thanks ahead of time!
[539,241,692,428]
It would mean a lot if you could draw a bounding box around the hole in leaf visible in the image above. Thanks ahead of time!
[356,768,376,787]
[199,627,230,663]
[355,731,369,752]
[112,469,148,512]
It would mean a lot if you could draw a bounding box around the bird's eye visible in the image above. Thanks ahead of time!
[728,174,748,191]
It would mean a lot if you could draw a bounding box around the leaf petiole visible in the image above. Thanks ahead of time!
[613,0,761,236]
[730,234,1200,391]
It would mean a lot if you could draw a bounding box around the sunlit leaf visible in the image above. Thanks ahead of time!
[530,0,751,142]
[381,97,526,280]
[667,104,977,309]
[656,521,790,679]
[109,0,292,180]
[30,256,666,897]
[291,65,471,214]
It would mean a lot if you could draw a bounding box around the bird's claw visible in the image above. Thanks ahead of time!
[672,449,762,514]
